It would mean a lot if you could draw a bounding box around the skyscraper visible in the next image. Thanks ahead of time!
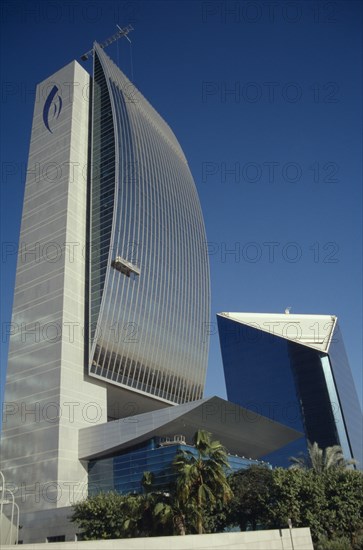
[1,41,301,543]
[0,41,210,540]
[218,312,363,468]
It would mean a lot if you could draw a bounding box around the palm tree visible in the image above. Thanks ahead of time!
[141,471,187,535]
[141,471,154,494]
[289,441,356,473]
[153,495,187,536]
[172,429,233,534]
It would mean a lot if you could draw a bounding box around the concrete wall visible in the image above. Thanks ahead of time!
[8,528,313,549]
[1,60,107,516]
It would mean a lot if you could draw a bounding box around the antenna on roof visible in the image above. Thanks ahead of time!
[116,24,131,43]
[80,24,134,61]
[117,24,134,81]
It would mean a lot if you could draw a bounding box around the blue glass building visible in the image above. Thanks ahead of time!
[88,436,265,496]
[217,312,363,469]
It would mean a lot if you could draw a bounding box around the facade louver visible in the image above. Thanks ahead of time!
[89,44,210,404]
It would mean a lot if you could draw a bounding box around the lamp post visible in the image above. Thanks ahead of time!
[287,517,295,550]
[14,502,20,545]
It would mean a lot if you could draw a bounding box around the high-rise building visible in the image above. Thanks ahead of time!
[217,312,363,469]
[1,42,301,543]
[0,41,209,540]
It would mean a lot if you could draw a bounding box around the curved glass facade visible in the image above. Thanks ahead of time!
[89,44,210,404]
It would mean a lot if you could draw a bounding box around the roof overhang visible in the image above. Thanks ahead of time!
[79,396,302,461]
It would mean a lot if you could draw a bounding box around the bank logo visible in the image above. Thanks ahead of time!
[43,85,62,133]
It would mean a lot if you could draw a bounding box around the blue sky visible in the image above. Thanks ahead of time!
[1,0,362,407]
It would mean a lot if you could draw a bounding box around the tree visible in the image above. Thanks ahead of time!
[152,493,188,536]
[226,465,274,531]
[289,442,357,472]
[71,454,363,544]
[220,464,363,546]
[71,431,233,539]
[70,491,144,540]
[318,468,363,545]
[265,467,327,538]
[172,430,233,534]
[141,471,155,494]
[267,468,363,544]
[140,471,183,537]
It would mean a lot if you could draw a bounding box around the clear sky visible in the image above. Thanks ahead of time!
[1,0,362,408]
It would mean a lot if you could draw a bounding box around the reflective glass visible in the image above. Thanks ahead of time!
[88,438,263,496]
[218,315,361,468]
[88,45,209,404]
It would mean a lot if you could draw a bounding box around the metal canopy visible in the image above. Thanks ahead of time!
[79,396,302,461]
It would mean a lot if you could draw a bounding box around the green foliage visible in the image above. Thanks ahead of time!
[319,469,363,542]
[71,489,177,540]
[266,468,363,544]
[70,492,144,540]
[314,535,353,550]
[223,465,363,547]
[265,468,327,538]
[72,439,363,544]
[351,527,363,550]
[172,430,233,534]
[152,493,188,535]
[72,430,233,539]
[226,465,273,531]
[202,499,231,534]
[141,470,154,493]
